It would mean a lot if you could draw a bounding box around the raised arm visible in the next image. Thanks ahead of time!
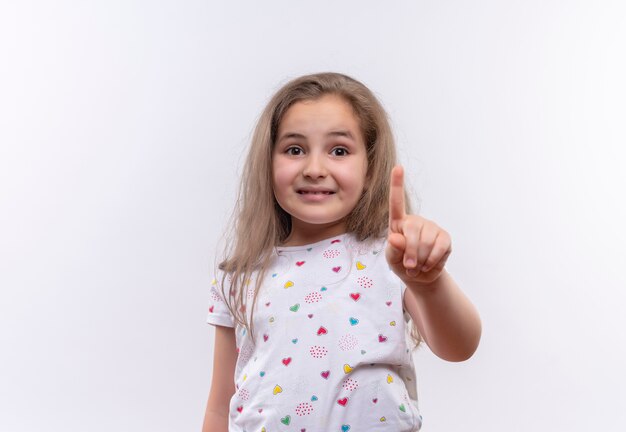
[385,166,481,361]
[202,325,237,432]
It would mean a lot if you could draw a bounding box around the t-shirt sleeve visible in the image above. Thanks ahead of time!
[206,275,236,328]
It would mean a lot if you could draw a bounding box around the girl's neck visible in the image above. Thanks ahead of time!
[281,220,348,247]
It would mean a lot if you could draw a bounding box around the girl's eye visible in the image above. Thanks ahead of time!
[331,147,349,157]
[286,147,303,156]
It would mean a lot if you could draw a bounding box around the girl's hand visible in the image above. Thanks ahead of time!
[385,166,452,289]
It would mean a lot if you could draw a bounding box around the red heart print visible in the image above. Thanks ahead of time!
[350,293,361,301]
[337,397,348,406]
[282,357,292,366]
[332,266,341,273]
[296,261,305,266]
[209,305,214,313]
[372,398,378,404]
[386,301,392,306]
[317,326,328,336]
[321,370,330,379]
[378,334,388,343]
[237,406,243,413]
[308,314,314,318]
[265,302,271,307]
[258,408,263,413]
[263,334,269,342]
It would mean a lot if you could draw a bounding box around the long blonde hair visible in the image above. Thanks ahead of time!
[217,72,419,345]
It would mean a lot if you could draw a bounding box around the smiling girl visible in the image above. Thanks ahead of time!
[202,72,481,432]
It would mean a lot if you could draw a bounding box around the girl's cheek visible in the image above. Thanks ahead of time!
[272,167,293,196]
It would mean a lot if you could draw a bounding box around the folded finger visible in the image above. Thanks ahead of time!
[415,226,438,270]
[421,234,452,272]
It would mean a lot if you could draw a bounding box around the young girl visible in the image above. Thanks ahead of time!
[202,72,481,432]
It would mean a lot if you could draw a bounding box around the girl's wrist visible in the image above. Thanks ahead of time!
[405,269,449,295]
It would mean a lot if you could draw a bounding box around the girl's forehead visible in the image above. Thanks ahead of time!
[278,95,361,135]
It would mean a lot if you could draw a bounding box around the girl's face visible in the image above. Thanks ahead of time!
[272,94,368,244]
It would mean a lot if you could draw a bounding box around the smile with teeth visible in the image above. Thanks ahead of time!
[298,190,335,195]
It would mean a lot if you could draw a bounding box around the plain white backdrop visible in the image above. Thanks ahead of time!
[1,1,625,431]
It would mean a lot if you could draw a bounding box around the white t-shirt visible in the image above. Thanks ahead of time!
[207,232,422,431]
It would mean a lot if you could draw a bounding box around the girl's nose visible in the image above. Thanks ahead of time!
[302,153,327,179]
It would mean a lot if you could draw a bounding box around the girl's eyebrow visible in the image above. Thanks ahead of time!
[277,132,306,142]
[327,130,355,140]
[277,130,356,142]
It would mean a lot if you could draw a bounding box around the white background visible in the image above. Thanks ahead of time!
[1,1,625,431]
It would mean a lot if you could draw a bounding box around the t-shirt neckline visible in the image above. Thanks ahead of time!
[275,232,350,253]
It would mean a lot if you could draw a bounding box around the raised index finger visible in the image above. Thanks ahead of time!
[389,165,406,227]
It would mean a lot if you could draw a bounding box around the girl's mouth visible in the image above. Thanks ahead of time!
[298,190,335,195]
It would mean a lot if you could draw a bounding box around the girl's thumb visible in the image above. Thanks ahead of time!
[385,232,406,266]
